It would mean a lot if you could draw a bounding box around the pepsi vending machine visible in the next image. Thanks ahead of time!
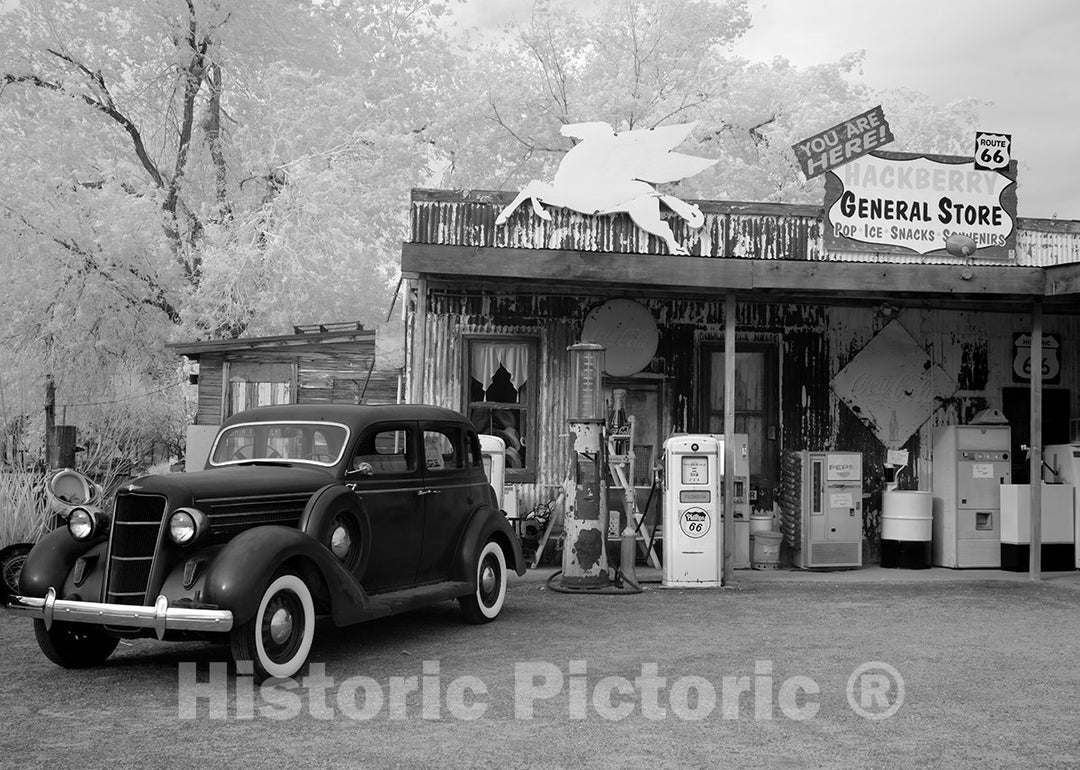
[790,451,863,569]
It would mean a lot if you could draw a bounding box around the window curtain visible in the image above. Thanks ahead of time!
[470,342,529,391]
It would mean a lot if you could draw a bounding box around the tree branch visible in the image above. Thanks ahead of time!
[1,203,181,324]
[40,48,166,188]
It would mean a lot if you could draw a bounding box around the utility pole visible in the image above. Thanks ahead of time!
[45,374,56,469]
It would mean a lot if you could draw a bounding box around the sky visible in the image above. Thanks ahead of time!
[452,0,1080,221]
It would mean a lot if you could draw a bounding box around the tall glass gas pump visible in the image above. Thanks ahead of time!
[562,342,611,588]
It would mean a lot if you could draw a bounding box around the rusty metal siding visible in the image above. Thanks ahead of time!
[412,195,822,260]
[419,295,578,516]
[826,308,1080,541]
[411,190,1080,267]
[417,290,850,516]
[416,285,1080,539]
[1019,227,1080,266]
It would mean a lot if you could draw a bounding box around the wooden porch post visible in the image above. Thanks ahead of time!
[723,293,736,586]
[1029,299,1043,579]
[412,277,428,404]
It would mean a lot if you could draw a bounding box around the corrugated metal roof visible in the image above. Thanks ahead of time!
[410,188,1080,268]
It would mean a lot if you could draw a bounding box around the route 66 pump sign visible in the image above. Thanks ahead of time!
[1013,332,1060,384]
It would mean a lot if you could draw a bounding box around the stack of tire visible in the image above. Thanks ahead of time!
[779,450,802,548]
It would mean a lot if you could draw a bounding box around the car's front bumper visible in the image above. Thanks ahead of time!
[6,587,234,638]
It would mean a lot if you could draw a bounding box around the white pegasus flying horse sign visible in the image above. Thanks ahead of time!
[495,121,718,255]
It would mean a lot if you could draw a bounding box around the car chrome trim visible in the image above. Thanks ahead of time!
[6,587,234,638]
[207,419,352,468]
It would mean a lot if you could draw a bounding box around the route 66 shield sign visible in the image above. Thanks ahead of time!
[1013,333,1060,383]
[974,132,1012,171]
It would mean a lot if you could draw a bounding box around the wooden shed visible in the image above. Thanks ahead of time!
[169,321,403,467]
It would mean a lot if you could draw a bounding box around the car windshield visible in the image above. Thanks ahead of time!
[209,421,350,467]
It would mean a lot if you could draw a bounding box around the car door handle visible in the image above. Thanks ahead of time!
[417,489,441,496]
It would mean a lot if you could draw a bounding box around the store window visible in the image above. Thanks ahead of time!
[465,337,537,480]
[226,361,294,417]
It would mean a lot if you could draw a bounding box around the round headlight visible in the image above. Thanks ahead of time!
[68,508,95,540]
[168,508,207,546]
[169,511,197,544]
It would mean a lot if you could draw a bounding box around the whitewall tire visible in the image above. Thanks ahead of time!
[459,540,507,624]
[231,572,315,681]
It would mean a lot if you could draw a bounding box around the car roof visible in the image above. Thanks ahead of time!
[220,403,474,431]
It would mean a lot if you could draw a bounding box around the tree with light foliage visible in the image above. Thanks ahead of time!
[434,0,985,205]
[0,0,458,465]
[0,0,987,471]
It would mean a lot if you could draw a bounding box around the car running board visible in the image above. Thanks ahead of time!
[338,581,473,626]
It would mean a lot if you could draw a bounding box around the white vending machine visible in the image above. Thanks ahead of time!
[931,423,1011,568]
[787,451,863,569]
[479,434,506,508]
[1043,444,1080,569]
[662,435,723,587]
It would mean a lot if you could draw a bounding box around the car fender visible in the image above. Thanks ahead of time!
[201,525,369,627]
[451,506,526,583]
[18,527,105,598]
[298,484,372,582]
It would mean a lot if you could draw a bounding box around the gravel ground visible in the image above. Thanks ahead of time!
[2,572,1079,769]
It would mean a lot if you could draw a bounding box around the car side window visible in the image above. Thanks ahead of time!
[466,430,483,469]
[423,426,464,473]
[350,427,415,476]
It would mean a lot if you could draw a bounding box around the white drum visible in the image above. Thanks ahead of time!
[881,490,932,542]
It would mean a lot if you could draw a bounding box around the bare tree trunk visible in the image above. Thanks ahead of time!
[44,375,55,469]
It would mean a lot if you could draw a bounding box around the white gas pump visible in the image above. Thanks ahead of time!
[662,434,723,587]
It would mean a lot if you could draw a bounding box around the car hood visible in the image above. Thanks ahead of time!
[117,465,337,506]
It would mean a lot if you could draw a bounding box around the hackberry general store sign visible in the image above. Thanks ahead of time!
[824,150,1018,260]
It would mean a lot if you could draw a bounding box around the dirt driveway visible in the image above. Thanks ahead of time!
[2,572,1079,769]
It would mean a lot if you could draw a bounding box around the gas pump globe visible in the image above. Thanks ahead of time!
[562,343,611,588]
[568,343,605,420]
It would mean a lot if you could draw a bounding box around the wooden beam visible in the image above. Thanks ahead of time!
[723,294,736,586]
[402,243,1047,298]
[412,277,428,404]
[752,260,1044,296]
[402,243,755,292]
[1029,300,1043,580]
[1045,262,1080,296]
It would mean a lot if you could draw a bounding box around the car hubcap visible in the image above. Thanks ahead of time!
[479,554,500,605]
[481,563,497,595]
[269,607,293,644]
[330,525,351,559]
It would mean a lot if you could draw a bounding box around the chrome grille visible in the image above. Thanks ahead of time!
[106,494,167,606]
[206,495,308,541]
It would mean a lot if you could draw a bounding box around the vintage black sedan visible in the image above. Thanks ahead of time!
[7,404,525,680]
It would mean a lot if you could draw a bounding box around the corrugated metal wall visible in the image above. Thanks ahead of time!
[410,190,1080,267]
[417,288,1079,548]
[407,190,1080,552]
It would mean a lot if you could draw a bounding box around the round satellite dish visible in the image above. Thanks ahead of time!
[581,299,659,376]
